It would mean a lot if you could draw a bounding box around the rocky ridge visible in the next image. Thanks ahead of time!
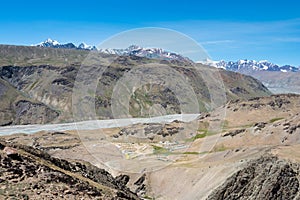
[0,140,140,199]
[208,156,300,200]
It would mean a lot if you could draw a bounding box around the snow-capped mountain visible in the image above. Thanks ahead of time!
[35,40,191,62]
[196,58,219,68]
[99,45,192,62]
[198,59,299,94]
[37,38,60,47]
[199,59,299,73]
[77,42,97,51]
[35,39,97,51]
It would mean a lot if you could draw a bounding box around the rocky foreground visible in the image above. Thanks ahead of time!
[208,156,300,200]
[0,140,140,200]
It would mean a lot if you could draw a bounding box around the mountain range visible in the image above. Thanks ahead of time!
[217,60,299,94]
[33,39,299,94]
[198,58,299,73]
[198,59,300,94]
[35,39,192,62]
[36,38,98,51]
[36,39,299,73]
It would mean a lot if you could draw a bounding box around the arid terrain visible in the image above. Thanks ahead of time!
[2,1,299,199]
[1,93,300,199]
[0,45,299,200]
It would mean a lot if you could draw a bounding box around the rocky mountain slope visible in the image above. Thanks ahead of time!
[0,77,59,126]
[0,139,140,199]
[0,44,271,125]
[248,70,300,94]
[208,156,300,200]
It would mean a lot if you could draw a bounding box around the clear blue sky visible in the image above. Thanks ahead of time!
[1,0,300,66]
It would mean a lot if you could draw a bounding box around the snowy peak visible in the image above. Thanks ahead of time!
[36,39,97,51]
[99,45,192,63]
[77,43,97,51]
[201,59,299,73]
[196,58,219,68]
[37,38,60,47]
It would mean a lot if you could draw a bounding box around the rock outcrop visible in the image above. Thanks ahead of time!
[208,156,300,200]
[0,140,140,199]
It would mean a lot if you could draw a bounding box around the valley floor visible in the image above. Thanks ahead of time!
[1,94,300,199]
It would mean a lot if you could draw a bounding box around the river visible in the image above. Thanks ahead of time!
[0,114,200,136]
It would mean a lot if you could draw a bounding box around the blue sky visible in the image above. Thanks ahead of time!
[1,0,300,65]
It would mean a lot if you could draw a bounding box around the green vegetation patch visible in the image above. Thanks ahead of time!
[29,80,39,90]
[212,144,227,152]
[143,195,155,200]
[269,117,284,123]
[185,128,219,142]
[152,145,170,154]
[193,133,207,139]
[183,152,199,155]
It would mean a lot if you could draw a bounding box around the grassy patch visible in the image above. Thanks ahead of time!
[185,133,206,142]
[194,133,207,139]
[132,89,154,106]
[28,80,39,90]
[269,117,284,123]
[212,144,227,152]
[152,145,170,154]
[185,129,219,142]
[183,151,199,155]
[143,195,155,200]
[199,129,218,136]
